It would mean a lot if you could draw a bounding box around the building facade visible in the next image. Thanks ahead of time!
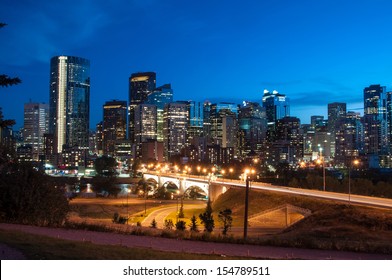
[128,72,156,143]
[23,102,48,161]
[163,102,189,160]
[49,55,90,153]
[102,100,127,155]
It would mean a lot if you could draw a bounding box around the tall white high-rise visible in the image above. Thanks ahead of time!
[49,56,90,153]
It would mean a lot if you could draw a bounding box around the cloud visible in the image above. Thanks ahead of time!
[0,0,112,66]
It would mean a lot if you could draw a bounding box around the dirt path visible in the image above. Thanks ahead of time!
[0,223,391,260]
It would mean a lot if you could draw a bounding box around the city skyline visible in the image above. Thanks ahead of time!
[2,0,392,128]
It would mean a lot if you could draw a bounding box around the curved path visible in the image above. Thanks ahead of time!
[0,223,391,260]
[141,204,205,228]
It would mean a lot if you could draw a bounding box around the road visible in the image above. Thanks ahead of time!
[145,172,392,209]
[141,203,205,228]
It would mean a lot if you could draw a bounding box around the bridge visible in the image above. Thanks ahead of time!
[143,172,229,200]
[143,172,392,209]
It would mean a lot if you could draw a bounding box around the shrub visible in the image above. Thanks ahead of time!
[175,220,186,231]
[150,218,157,228]
[164,219,174,230]
[0,162,69,226]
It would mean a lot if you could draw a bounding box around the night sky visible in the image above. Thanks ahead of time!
[1,0,392,130]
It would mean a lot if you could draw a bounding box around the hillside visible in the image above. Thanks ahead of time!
[213,188,392,254]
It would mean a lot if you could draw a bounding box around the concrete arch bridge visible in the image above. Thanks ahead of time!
[143,173,229,200]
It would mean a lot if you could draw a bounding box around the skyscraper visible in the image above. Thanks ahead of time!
[128,72,156,142]
[328,102,346,135]
[262,89,290,142]
[335,111,363,165]
[49,56,90,153]
[238,101,267,157]
[328,102,347,158]
[134,103,157,158]
[187,101,204,142]
[273,116,303,164]
[102,100,127,155]
[363,84,388,156]
[163,102,189,160]
[387,91,392,151]
[145,84,173,142]
[23,102,48,161]
[262,90,290,123]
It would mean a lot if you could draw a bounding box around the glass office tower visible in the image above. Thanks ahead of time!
[49,56,90,153]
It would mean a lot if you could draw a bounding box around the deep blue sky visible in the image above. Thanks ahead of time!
[1,0,392,130]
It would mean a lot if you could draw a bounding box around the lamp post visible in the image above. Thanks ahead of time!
[144,182,147,215]
[126,188,130,224]
[243,169,250,239]
[318,146,326,191]
[348,159,360,204]
[229,168,233,180]
[176,190,180,222]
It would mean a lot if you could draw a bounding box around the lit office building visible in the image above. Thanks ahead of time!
[102,100,127,155]
[262,89,290,141]
[238,101,267,158]
[49,56,90,153]
[163,102,189,160]
[134,104,157,158]
[335,111,363,165]
[362,84,388,156]
[328,102,346,158]
[128,72,156,143]
[145,84,173,142]
[271,116,303,165]
[23,102,48,161]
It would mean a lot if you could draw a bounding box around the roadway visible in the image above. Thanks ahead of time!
[145,172,392,209]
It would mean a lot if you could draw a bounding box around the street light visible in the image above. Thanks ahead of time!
[243,168,254,240]
[176,190,180,222]
[348,159,360,204]
[221,169,225,182]
[318,146,326,191]
[126,188,131,224]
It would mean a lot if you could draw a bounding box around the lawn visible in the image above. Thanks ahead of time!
[0,229,244,260]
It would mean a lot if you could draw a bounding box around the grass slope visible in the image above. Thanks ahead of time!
[0,229,242,260]
[213,188,392,254]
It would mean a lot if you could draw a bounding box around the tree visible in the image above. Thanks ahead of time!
[91,176,120,197]
[94,156,117,176]
[0,24,21,87]
[0,162,69,226]
[150,218,157,228]
[164,219,174,230]
[178,199,184,218]
[175,220,186,231]
[189,215,199,232]
[0,108,15,129]
[218,208,233,235]
[199,199,215,233]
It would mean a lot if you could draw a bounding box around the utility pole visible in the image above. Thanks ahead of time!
[243,175,250,239]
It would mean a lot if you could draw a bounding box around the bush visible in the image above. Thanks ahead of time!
[189,215,199,232]
[164,219,174,230]
[112,212,128,224]
[0,162,69,226]
[175,220,186,231]
[150,218,157,228]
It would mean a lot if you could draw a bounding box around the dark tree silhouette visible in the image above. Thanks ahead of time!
[199,199,215,233]
[0,23,21,87]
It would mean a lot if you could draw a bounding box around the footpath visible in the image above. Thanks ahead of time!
[0,223,391,260]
